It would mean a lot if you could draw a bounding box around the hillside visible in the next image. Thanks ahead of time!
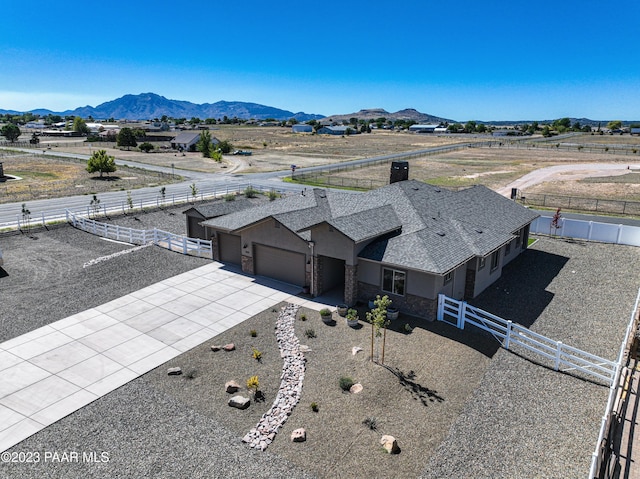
[323,108,454,124]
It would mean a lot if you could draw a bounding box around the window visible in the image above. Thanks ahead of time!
[505,241,511,255]
[444,271,452,284]
[478,257,486,270]
[490,251,499,271]
[382,268,405,296]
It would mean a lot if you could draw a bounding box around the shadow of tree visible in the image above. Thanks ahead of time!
[382,365,445,406]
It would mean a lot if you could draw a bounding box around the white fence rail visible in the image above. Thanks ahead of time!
[589,288,640,478]
[66,210,212,259]
[530,216,640,247]
[437,294,618,386]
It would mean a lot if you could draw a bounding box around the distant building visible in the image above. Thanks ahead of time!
[317,125,356,135]
[408,124,440,133]
[630,127,640,135]
[171,132,201,151]
[292,124,313,133]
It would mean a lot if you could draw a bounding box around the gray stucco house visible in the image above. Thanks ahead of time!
[200,180,538,319]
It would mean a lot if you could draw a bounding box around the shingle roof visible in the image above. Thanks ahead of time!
[183,198,260,219]
[202,180,539,274]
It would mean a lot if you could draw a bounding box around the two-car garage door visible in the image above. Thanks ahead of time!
[254,244,306,286]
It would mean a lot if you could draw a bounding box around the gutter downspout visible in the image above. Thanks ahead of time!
[308,241,315,296]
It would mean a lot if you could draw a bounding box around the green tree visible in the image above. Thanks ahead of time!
[366,295,392,364]
[86,149,117,177]
[139,142,154,153]
[117,127,137,149]
[197,130,213,158]
[217,140,233,154]
[72,116,90,134]
[464,121,477,133]
[29,132,39,145]
[542,125,552,137]
[607,120,622,130]
[1,123,21,142]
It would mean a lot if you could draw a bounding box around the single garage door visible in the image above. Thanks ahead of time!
[218,233,241,265]
[254,244,306,286]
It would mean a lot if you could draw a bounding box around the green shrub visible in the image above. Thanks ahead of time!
[310,402,319,412]
[223,193,236,202]
[244,186,258,198]
[363,416,377,430]
[250,329,257,337]
[339,376,355,391]
[304,328,316,339]
[267,189,279,201]
[252,347,262,361]
[319,308,331,316]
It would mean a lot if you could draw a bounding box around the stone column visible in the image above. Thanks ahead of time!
[211,233,220,261]
[242,254,254,275]
[344,264,358,306]
[312,256,323,297]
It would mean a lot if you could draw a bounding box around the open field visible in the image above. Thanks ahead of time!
[1,204,639,478]
[0,152,178,204]
[296,144,640,201]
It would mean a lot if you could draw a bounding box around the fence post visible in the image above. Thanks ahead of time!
[504,320,513,349]
[182,236,187,254]
[437,294,443,321]
[555,341,562,370]
[616,225,624,244]
[459,301,467,330]
[153,228,158,244]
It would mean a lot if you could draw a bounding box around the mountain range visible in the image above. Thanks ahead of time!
[0,93,325,122]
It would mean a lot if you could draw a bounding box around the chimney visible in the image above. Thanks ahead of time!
[390,161,409,184]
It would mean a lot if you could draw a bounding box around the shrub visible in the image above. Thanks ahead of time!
[267,189,279,201]
[319,308,331,316]
[244,186,258,198]
[252,347,262,361]
[403,323,413,333]
[310,402,319,412]
[185,369,197,380]
[362,416,377,430]
[299,313,307,321]
[250,329,257,337]
[247,375,259,393]
[339,376,355,391]
[223,193,236,202]
[304,328,316,339]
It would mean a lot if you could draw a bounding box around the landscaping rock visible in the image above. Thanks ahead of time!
[291,428,306,442]
[223,343,235,351]
[380,435,400,454]
[167,367,182,376]
[225,380,241,393]
[228,395,250,410]
[350,383,363,394]
[210,345,222,352]
[299,345,312,353]
[352,346,363,355]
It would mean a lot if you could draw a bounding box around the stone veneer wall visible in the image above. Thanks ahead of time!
[344,264,358,306]
[211,234,220,261]
[241,254,254,275]
[312,256,324,297]
[358,282,438,320]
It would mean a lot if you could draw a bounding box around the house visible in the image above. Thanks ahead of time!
[317,125,357,135]
[170,132,201,151]
[200,179,538,319]
[408,124,440,133]
[292,124,313,133]
[183,198,262,240]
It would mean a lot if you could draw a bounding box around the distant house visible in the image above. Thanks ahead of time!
[200,179,538,318]
[317,125,357,135]
[408,124,440,133]
[292,124,313,133]
[171,132,201,151]
[631,127,640,135]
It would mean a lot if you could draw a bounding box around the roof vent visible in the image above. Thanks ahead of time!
[412,186,419,191]
[436,231,445,237]
[434,188,441,193]
[475,228,483,234]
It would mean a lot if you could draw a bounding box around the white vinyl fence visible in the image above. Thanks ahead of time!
[437,294,618,386]
[531,216,640,247]
[66,210,212,259]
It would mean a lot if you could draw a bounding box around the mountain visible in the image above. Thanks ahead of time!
[323,108,455,124]
[0,93,325,122]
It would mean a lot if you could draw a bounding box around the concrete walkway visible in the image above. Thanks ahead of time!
[0,262,330,453]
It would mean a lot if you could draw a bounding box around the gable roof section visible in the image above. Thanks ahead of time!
[202,180,539,274]
[172,132,200,144]
[183,198,258,219]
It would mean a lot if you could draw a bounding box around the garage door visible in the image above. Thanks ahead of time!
[219,233,241,265]
[254,244,306,286]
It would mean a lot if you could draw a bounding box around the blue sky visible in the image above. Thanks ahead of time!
[1,1,638,121]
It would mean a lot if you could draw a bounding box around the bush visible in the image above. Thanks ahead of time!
[299,313,307,321]
[247,375,259,393]
[339,376,355,391]
[363,416,377,430]
[139,142,154,153]
[310,402,319,412]
[304,328,316,339]
[223,193,236,202]
[319,308,331,317]
[250,329,257,337]
[267,189,279,201]
[244,186,258,198]
[252,347,262,361]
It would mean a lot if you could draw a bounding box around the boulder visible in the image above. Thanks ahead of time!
[380,435,400,454]
[210,345,222,352]
[291,428,306,442]
[167,367,182,376]
[223,343,236,352]
[225,380,241,393]
[228,395,250,410]
[350,383,363,394]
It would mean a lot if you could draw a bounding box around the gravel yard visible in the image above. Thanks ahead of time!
[1,209,639,478]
